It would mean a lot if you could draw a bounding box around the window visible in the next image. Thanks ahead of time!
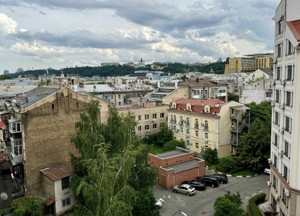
[137,126,141,131]
[145,125,150,131]
[286,66,293,81]
[195,131,199,137]
[276,67,281,80]
[274,133,278,147]
[196,143,199,149]
[138,115,142,121]
[153,124,157,129]
[274,155,277,168]
[275,90,280,103]
[286,40,294,55]
[145,114,149,120]
[282,188,288,207]
[52,104,55,110]
[61,177,70,190]
[277,43,282,57]
[10,122,21,133]
[284,141,289,157]
[62,198,71,207]
[204,120,208,130]
[195,119,199,129]
[285,116,291,132]
[111,95,113,99]
[272,175,277,191]
[118,94,121,99]
[205,133,208,140]
[180,127,183,133]
[186,129,190,135]
[274,112,279,126]
[283,165,288,181]
[285,91,292,107]
[160,113,165,118]
[118,102,121,106]
[13,139,22,156]
[152,114,157,119]
[277,18,283,35]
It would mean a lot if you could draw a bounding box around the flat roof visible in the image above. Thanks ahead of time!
[156,150,188,159]
[163,160,200,173]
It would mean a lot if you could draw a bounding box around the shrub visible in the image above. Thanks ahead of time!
[163,140,185,151]
[217,157,237,173]
[202,148,219,165]
[247,193,266,216]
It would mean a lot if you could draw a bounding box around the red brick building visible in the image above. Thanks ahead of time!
[148,147,205,189]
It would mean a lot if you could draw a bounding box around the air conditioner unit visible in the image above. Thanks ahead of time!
[279,151,283,158]
[271,102,275,107]
[274,194,279,200]
[204,139,208,143]
[281,104,285,110]
[267,181,271,187]
[284,189,290,197]
[281,129,284,134]
[268,158,272,164]
[282,79,286,86]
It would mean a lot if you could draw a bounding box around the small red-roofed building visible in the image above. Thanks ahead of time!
[168,98,250,158]
[41,162,74,216]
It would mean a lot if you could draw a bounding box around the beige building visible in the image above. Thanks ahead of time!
[267,0,300,215]
[0,87,110,200]
[117,102,168,137]
[225,55,273,74]
[168,98,250,158]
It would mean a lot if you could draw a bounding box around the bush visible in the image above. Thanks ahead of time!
[247,193,266,216]
[163,140,185,151]
[202,148,219,165]
[217,157,238,173]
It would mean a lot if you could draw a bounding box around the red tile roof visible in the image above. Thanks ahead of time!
[0,122,4,129]
[172,98,226,114]
[287,19,300,42]
[41,162,73,181]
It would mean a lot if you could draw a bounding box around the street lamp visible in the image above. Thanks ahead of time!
[173,210,187,216]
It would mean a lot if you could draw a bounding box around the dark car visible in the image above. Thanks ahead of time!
[195,176,219,188]
[213,173,228,184]
[187,181,206,191]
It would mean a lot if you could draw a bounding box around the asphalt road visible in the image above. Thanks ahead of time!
[153,174,269,216]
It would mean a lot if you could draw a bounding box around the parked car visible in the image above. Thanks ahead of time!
[195,176,219,188]
[213,173,228,183]
[173,184,196,196]
[264,168,270,175]
[186,181,206,191]
[154,198,164,209]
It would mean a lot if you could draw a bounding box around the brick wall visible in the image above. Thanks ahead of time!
[23,89,90,195]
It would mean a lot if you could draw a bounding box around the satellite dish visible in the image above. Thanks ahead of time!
[0,192,8,200]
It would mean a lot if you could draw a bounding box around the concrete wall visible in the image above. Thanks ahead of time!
[54,180,75,216]
[162,87,189,105]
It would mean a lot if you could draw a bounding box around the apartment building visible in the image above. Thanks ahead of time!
[268,0,300,215]
[117,102,168,137]
[168,98,250,158]
[225,54,273,74]
[0,87,110,200]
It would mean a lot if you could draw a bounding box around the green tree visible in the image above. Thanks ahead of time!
[237,118,270,172]
[71,101,157,216]
[201,148,219,165]
[11,196,45,216]
[214,192,245,216]
[163,140,185,151]
[228,92,239,102]
[246,102,272,129]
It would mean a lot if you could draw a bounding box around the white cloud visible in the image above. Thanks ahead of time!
[0,13,17,34]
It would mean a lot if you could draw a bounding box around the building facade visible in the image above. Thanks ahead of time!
[148,147,205,189]
[268,0,300,215]
[168,98,250,158]
[0,87,110,198]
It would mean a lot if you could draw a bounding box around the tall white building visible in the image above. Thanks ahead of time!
[269,0,300,215]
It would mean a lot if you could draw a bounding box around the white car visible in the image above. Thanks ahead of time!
[173,184,196,196]
[264,168,270,175]
[154,198,164,209]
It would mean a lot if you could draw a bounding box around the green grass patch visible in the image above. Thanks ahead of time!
[208,164,218,170]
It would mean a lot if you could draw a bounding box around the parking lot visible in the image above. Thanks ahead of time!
[153,173,269,216]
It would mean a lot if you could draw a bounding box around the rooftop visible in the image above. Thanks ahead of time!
[163,159,201,173]
[175,98,226,107]
[287,19,300,42]
[156,148,191,159]
[40,162,73,181]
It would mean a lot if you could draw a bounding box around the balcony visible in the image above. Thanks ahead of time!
[11,152,23,165]
[8,118,22,134]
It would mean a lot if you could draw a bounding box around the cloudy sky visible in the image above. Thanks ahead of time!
[0,0,278,73]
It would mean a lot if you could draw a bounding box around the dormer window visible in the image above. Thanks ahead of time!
[186,103,192,111]
[171,102,176,109]
[204,105,210,113]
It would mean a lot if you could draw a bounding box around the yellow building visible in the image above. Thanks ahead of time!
[168,98,250,158]
[225,54,273,74]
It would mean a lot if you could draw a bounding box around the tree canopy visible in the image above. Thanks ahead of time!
[11,196,45,216]
[214,192,245,216]
[70,101,157,216]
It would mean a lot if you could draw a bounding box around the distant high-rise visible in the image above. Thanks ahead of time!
[3,70,9,75]
[268,0,300,215]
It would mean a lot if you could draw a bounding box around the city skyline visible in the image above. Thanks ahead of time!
[0,0,278,73]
